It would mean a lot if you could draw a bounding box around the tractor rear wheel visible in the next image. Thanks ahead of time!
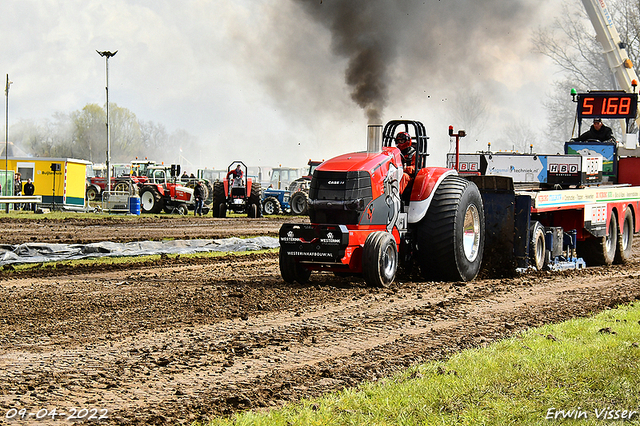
[615,208,634,264]
[263,197,282,215]
[290,191,309,215]
[140,187,164,214]
[114,181,132,193]
[578,212,618,266]
[416,176,485,282]
[247,182,262,218]
[362,231,398,287]
[279,249,311,284]
[529,221,546,271]
[211,181,226,218]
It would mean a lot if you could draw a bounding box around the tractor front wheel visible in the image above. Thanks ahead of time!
[416,176,485,282]
[279,249,311,284]
[86,186,100,201]
[362,231,398,287]
[290,191,309,215]
[176,203,189,215]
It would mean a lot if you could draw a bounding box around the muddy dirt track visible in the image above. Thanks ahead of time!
[0,216,639,425]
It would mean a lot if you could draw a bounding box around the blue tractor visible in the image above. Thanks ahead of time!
[261,188,291,215]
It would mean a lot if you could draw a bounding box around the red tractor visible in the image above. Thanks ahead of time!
[211,161,262,218]
[138,165,194,214]
[279,120,485,287]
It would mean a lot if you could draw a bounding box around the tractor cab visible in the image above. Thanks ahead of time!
[382,120,429,178]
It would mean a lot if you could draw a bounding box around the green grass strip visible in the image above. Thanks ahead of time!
[201,303,640,426]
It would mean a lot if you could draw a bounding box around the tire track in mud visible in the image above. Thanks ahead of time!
[2,252,640,424]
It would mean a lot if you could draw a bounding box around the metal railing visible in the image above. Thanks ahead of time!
[102,191,131,213]
[0,196,42,204]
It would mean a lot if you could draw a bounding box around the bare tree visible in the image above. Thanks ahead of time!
[533,0,640,140]
[450,90,491,139]
[502,119,539,153]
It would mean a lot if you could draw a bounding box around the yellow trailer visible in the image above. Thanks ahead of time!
[0,157,90,210]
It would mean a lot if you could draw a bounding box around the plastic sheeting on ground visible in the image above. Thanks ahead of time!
[0,237,280,266]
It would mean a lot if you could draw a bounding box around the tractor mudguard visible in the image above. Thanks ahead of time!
[407,167,458,224]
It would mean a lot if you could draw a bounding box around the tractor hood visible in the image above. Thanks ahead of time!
[316,147,400,175]
[176,185,194,202]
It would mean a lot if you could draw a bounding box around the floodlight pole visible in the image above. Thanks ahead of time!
[97,50,117,197]
[5,74,12,213]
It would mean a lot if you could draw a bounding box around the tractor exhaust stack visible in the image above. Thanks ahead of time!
[367,123,383,153]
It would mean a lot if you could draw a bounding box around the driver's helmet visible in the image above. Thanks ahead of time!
[395,132,412,150]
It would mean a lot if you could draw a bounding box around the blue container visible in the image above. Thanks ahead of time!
[129,196,141,215]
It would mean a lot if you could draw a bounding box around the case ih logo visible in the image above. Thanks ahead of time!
[549,164,578,174]
[327,180,345,185]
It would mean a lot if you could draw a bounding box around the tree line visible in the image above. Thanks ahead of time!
[9,103,201,165]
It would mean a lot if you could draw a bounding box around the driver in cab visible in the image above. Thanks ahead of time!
[574,118,614,142]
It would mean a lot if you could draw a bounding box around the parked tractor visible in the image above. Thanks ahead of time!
[138,165,194,214]
[211,161,262,218]
[262,188,290,215]
[86,160,157,200]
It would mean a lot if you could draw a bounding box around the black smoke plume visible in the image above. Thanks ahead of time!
[293,0,539,123]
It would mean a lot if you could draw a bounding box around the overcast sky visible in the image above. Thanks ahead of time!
[0,0,564,170]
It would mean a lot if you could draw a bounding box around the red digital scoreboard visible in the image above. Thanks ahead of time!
[577,92,638,119]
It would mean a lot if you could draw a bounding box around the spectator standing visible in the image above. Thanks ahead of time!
[14,173,22,210]
[23,179,35,212]
[194,180,205,216]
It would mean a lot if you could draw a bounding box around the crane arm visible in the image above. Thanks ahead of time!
[582,0,639,148]
[581,0,638,93]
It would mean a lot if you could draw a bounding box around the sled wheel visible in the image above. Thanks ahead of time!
[529,221,546,271]
[416,176,485,282]
[579,211,618,266]
[279,249,311,284]
[363,231,398,287]
[615,208,634,264]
